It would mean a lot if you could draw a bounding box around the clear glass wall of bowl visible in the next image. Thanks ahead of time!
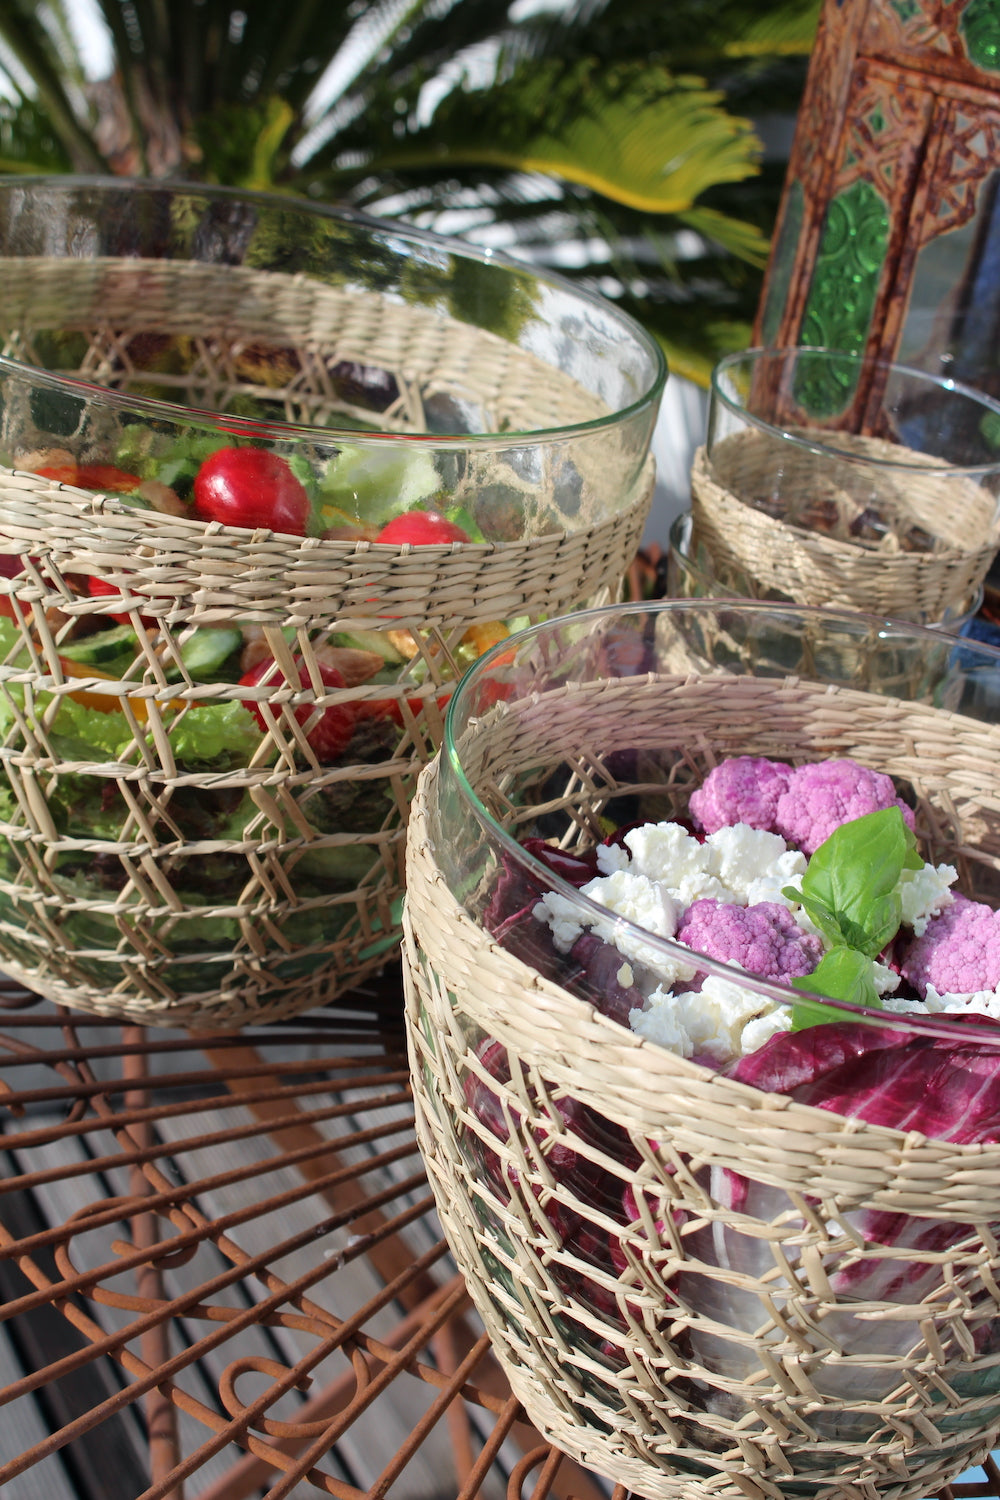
[0,176,666,544]
[692,347,1000,626]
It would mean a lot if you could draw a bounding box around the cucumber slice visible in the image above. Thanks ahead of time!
[59,624,139,665]
[176,627,244,680]
[331,628,404,664]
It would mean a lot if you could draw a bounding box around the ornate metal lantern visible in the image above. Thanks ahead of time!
[755,0,1000,416]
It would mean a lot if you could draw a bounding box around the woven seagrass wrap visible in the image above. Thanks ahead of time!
[690,436,1000,620]
[0,257,654,1029]
[402,672,1000,1500]
[0,257,614,438]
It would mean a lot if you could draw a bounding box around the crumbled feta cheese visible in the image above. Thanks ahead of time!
[532,816,963,1065]
[628,994,694,1057]
[532,890,587,953]
[918,983,1000,1019]
[631,974,787,1064]
[882,994,940,1016]
[622,822,729,904]
[595,842,630,875]
[897,862,957,936]
[703,825,806,906]
[951,992,1000,1019]
[741,1006,794,1053]
[535,819,812,1008]
[619,819,807,909]
[577,870,694,981]
[871,959,900,996]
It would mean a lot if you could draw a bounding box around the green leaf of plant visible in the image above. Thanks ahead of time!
[0,1,106,171]
[783,886,842,947]
[365,59,763,214]
[720,0,823,58]
[674,205,771,268]
[790,946,882,1029]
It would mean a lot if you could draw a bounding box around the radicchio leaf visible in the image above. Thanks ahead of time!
[561,930,646,1028]
[483,838,598,934]
[727,1013,1000,1146]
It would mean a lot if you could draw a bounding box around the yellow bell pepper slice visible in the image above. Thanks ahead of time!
[58,658,186,721]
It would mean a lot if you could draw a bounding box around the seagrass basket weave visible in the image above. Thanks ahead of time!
[0,179,663,1029]
[691,439,1000,621]
[402,601,1000,1500]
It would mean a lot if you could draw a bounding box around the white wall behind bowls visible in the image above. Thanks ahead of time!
[644,372,709,546]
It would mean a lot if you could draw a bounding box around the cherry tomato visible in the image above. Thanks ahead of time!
[192,448,310,536]
[87,574,155,627]
[240,657,355,761]
[357,689,451,728]
[0,554,26,621]
[375,509,470,546]
[472,646,518,711]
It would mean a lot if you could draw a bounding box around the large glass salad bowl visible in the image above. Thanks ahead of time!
[0,177,665,1028]
[403,600,1000,1500]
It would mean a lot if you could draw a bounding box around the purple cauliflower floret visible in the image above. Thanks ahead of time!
[899,894,1000,998]
[688,755,793,835]
[676,898,823,980]
[773,758,915,856]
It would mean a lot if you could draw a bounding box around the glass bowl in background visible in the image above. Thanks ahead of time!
[667,509,985,631]
[0,177,666,1030]
[693,346,1000,621]
[404,600,1000,1500]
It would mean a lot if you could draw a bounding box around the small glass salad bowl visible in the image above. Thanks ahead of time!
[692,346,1000,623]
[0,177,665,1029]
[403,600,1000,1500]
[667,510,985,631]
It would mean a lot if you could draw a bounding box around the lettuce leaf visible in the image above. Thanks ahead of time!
[163,699,263,768]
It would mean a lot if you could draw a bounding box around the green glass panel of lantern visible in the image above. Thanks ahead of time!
[960,0,1000,73]
[797,178,890,416]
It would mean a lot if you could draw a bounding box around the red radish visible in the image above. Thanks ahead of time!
[0,553,26,621]
[375,509,470,545]
[193,448,310,536]
[355,690,451,728]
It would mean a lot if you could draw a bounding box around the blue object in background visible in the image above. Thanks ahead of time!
[958,612,1000,650]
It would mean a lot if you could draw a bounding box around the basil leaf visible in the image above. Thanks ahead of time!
[784,886,842,947]
[790,946,883,1029]
[797,806,918,957]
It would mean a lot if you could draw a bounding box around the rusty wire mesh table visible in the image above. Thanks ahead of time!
[2,965,1000,1500]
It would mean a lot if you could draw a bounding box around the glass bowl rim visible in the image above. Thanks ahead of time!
[0,173,668,449]
[710,344,1000,481]
[442,596,1000,1048]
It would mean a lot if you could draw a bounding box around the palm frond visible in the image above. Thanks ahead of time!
[720,0,823,58]
[0,1,105,170]
[0,91,74,174]
[325,58,761,216]
[0,0,819,379]
[674,204,771,268]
